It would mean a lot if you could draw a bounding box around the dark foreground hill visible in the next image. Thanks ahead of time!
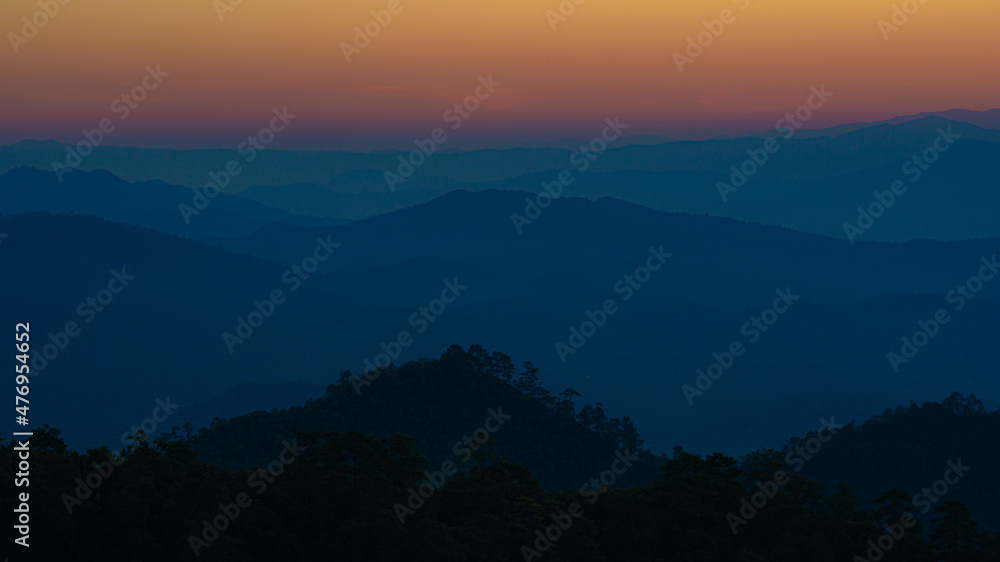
[190,345,661,491]
[800,392,1000,531]
[188,344,1000,535]
[2,355,998,560]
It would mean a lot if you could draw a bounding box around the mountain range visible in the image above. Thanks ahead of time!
[3,178,997,455]
[4,115,997,243]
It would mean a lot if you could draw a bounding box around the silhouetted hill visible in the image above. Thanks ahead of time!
[190,345,662,491]
[799,393,1000,531]
[7,393,999,560]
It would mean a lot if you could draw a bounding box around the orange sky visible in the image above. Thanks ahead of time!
[1,0,997,150]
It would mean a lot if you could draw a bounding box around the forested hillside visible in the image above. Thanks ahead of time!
[3,346,998,560]
[190,344,659,491]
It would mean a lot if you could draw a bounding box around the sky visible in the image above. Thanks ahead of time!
[1,0,997,151]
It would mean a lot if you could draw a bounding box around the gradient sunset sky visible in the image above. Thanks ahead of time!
[1,0,997,150]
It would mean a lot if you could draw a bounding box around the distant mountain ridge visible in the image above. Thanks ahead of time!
[0,166,348,239]
[731,107,1000,139]
[2,115,995,193]
[4,117,999,241]
[490,134,677,150]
